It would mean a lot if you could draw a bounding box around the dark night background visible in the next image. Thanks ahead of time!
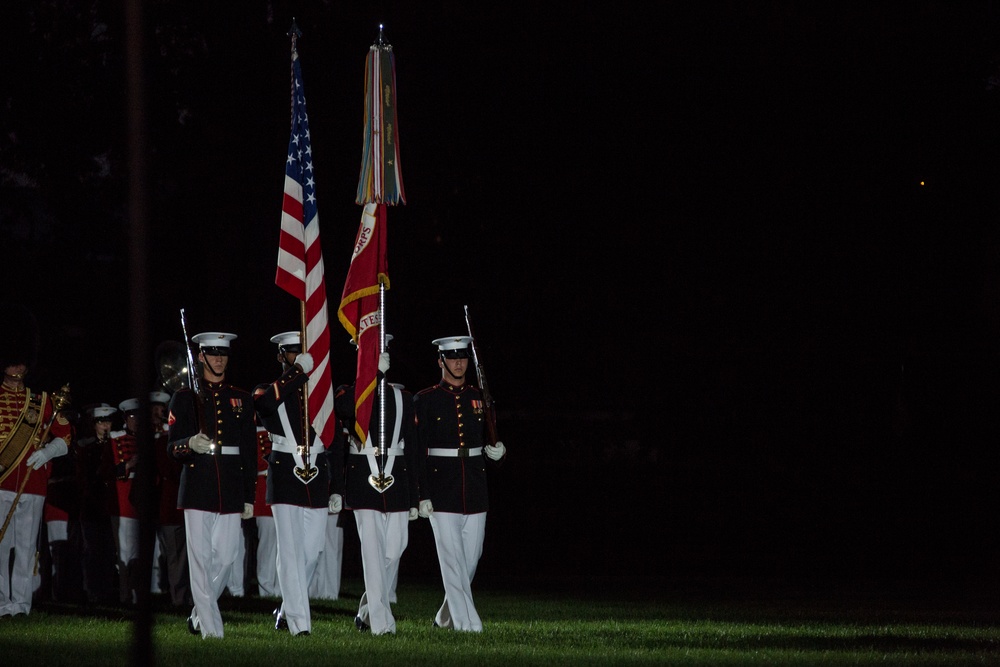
[4,2,1000,588]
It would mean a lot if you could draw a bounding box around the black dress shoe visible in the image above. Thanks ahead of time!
[186,617,199,635]
[294,630,310,637]
[275,613,288,631]
[354,615,370,632]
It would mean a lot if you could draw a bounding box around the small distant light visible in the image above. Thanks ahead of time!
[919,180,926,186]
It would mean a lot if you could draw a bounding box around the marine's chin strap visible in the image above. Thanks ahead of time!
[201,356,224,382]
[441,356,466,384]
[278,346,302,371]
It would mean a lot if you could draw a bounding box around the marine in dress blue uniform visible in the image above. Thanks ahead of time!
[252,331,338,637]
[414,336,506,632]
[167,332,255,639]
[333,338,419,635]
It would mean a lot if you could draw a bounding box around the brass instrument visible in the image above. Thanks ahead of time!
[155,340,190,393]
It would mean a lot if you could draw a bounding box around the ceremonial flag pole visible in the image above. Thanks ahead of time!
[339,24,405,466]
[275,21,336,477]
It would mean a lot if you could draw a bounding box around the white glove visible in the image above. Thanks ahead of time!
[296,352,314,374]
[241,503,254,520]
[378,352,390,373]
[328,493,343,514]
[408,507,418,521]
[26,437,68,470]
[189,433,213,454]
[484,441,506,461]
[418,498,433,518]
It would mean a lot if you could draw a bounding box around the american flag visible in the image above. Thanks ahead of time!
[275,44,336,449]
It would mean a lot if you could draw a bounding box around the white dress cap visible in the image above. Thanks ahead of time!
[269,331,301,347]
[432,336,473,359]
[149,391,171,405]
[191,332,237,350]
[91,405,117,420]
[431,336,473,351]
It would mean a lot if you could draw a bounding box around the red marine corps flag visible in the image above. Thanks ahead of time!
[337,204,388,443]
[338,25,404,445]
[275,24,336,452]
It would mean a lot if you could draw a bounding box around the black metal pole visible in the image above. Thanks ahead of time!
[124,0,155,663]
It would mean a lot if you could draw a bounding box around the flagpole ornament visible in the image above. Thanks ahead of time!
[356,24,405,205]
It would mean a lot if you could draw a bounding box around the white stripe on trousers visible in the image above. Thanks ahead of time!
[354,509,409,635]
[429,511,486,632]
[272,504,327,635]
[184,509,241,638]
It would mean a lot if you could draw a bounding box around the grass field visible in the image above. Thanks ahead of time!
[2,574,999,666]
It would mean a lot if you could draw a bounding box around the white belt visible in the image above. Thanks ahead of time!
[427,447,482,458]
[350,447,404,456]
[269,433,297,454]
[268,429,320,486]
[219,446,240,456]
[257,470,267,477]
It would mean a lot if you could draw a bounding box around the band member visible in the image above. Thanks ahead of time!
[414,336,507,632]
[150,390,190,607]
[0,305,74,617]
[167,331,255,639]
[108,397,141,604]
[252,422,279,597]
[42,405,82,603]
[253,331,339,637]
[333,339,419,635]
[74,404,118,604]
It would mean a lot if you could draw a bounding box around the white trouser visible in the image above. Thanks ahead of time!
[227,523,245,597]
[47,519,69,593]
[112,515,139,602]
[255,516,279,597]
[308,513,344,600]
[184,509,240,638]
[429,511,486,632]
[354,509,409,635]
[0,490,44,616]
[151,534,162,593]
[46,519,68,542]
[273,504,326,635]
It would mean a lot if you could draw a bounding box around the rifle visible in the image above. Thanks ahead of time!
[463,305,499,447]
[179,308,209,441]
